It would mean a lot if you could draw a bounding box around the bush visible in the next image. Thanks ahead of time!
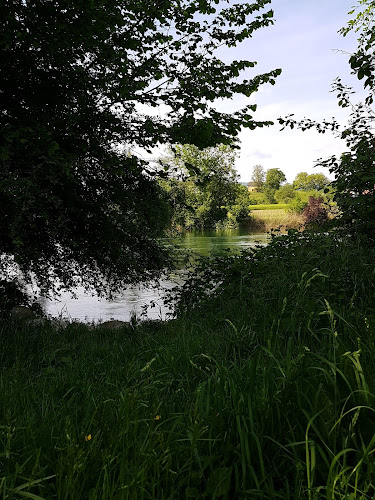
[288,196,308,213]
[303,196,328,225]
[248,191,267,205]
[0,279,43,318]
[263,186,277,204]
[226,204,252,226]
[274,183,296,203]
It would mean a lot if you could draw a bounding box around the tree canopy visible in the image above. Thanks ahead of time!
[274,183,295,203]
[265,168,286,190]
[0,0,281,297]
[319,1,375,236]
[293,172,330,191]
[279,1,375,237]
[160,144,244,229]
[251,164,266,190]
[340,0,375,105]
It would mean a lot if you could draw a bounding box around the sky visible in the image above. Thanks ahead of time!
[215,0,365,183]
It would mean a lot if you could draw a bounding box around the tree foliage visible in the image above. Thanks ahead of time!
[251,164,266,190]
[265,168,286,190]
[226,184,253,227]
[0,0,281,297]
[274,183,295,203]
[279,1,375,238]
[302,197,329,225]
[160,144,247,229]
[322,2,375,236]
[293,172,330,191]
[340,0,375,105]
[293,172,309,191]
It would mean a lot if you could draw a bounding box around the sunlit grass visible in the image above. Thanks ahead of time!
[248,203,290,210]
[250,208,304,231]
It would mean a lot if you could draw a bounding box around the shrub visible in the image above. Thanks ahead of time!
[0,279,43,317]
[274,183,296,203]
[288,196,308,213]
[303,196,328,225]
[248,191,267,205]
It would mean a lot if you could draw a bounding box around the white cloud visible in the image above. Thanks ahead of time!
[229,0,368,183]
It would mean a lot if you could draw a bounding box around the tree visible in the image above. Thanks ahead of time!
[251,164,266,190]
[293,172,330,191]
[263,187,276,204]
[265,168,286,190]
[279,2,375,237]
[0,0,281,298]
[332,0,375,236]
[274,183,296,203]
[339,0,375,105]
[307,173,331,191]
[293,172,309,190]
[303,197,328,226]
[227,184,252,227]
[161,144,240,228]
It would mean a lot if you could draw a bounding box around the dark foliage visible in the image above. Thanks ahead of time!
[0,0,281,297]
[278,3,375,239]
[302,196,328,225]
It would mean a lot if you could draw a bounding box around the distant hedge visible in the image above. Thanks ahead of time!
[249,204,290,211]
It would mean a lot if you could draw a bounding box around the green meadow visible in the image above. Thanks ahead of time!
[249,208,305,232]
[2,230,375,499]
[248,204,290,210]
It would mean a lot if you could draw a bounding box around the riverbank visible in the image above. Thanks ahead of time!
[1,230,375,499]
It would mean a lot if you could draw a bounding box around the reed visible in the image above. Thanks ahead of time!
[250,208,305,231]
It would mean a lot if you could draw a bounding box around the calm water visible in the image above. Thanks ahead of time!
[43,229,269,323]
[169,229,269,256]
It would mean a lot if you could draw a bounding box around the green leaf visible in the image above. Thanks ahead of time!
[185,487,200,497]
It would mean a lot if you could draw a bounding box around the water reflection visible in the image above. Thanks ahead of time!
[43,230,269,323]
[170,229,269,255]
[42,276,182,324]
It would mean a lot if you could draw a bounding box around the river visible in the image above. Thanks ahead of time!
[42,229,269,323]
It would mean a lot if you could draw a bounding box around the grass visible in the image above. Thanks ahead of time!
[1,231,375,498]
[248,204,290,210]
[250,208,304,232]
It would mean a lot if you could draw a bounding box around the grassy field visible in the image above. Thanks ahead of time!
[1,231,375,499]
[250,208,304,232]
[248,204,290,210]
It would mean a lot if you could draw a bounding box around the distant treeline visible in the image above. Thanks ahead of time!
[159,146,334,231]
